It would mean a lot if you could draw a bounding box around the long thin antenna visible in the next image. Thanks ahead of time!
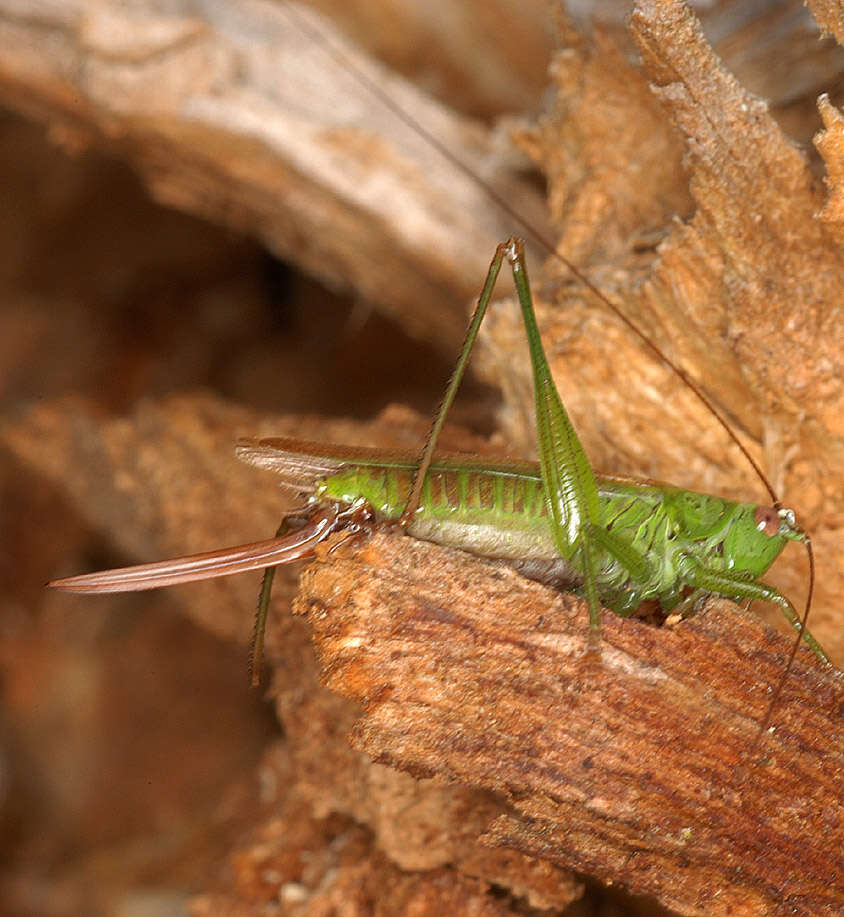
[281,2,778,507]
[281,4,819,744]
[747,532,815,756]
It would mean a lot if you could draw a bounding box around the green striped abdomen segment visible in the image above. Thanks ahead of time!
[316,462,550,524]
[315,462,562,565]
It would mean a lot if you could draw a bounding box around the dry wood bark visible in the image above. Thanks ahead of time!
[295,531,843,916]
[816,92,844,245]
[2,1,844,915]
[5,392,843,916]
[2,396,586,913]
[0,0,548,353]
[808,0,844,48]
[0,1,836,353]
[482,0,844,668]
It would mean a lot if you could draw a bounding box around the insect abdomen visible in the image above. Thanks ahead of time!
[316,462,564,567]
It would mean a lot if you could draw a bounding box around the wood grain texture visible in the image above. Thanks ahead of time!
[2,1,843,914]
[481,0,844,670]
[296,530,844,916]
[0,0,548,353]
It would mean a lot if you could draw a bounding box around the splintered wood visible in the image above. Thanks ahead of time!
[295,532,842,917]
[480,0,844,667]
[1,0,844,916]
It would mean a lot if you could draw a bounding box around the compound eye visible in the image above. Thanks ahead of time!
[754,506,781,537]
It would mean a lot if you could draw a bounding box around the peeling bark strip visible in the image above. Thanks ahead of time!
[296,532,843,917]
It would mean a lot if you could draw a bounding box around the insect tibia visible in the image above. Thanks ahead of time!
[251,500,376,686]
[584,626,602,661]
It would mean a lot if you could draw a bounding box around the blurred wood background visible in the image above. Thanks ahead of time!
[0,1,842,915]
